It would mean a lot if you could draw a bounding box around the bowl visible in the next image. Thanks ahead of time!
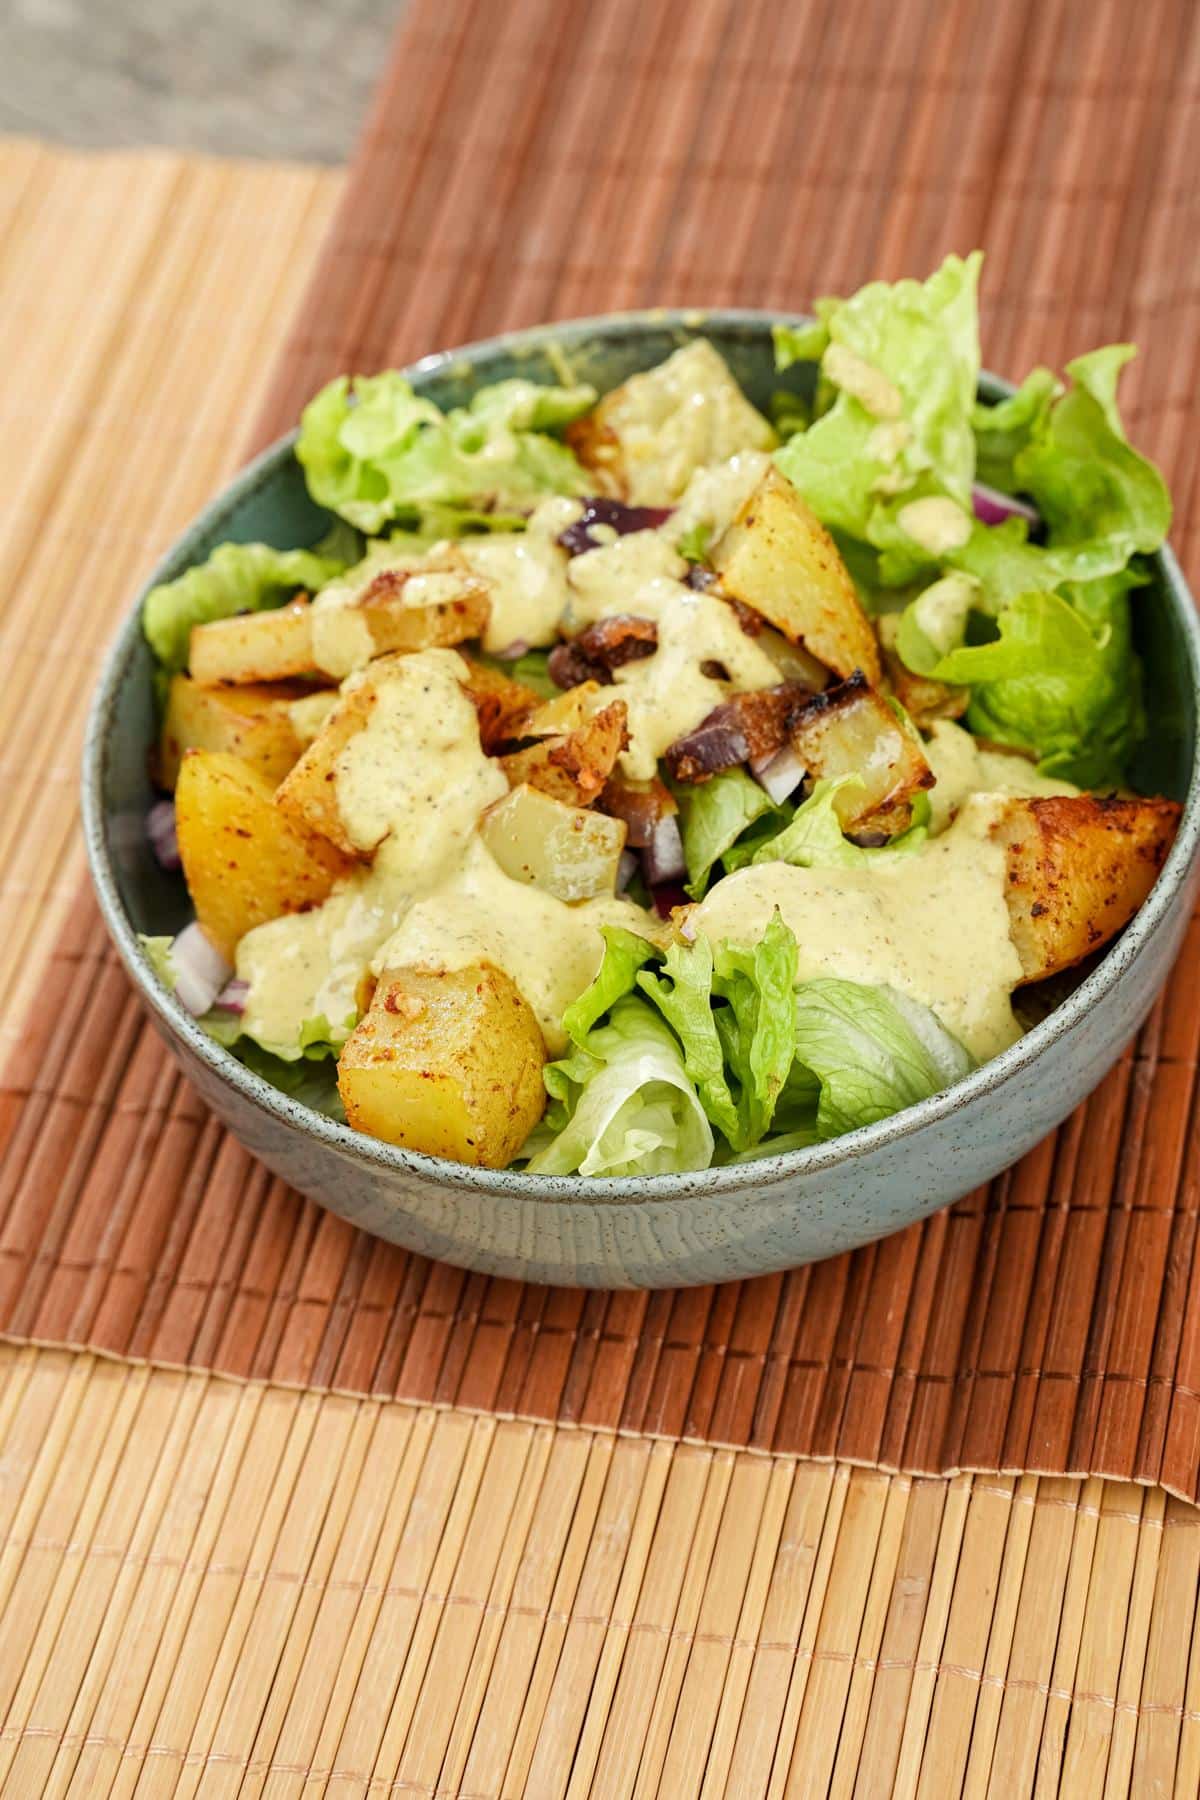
[82,310,1200,1288]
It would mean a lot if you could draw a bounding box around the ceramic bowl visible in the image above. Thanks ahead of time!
[81,311,1200,1288]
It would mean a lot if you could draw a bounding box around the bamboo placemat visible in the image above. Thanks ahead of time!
[3,1338,1199,1798]
[6,0,1200,1516]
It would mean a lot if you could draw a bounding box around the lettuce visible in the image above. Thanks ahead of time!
[930,573,1143,786]
[562,927,661,1042]
[142,537,353,675]
[296,372,595,534]
[971,367,1058,492]
[676,766,783,898]
[745,776,930,870]
[525,997,713,1176]
[774,253,983,540]
[790,979,974,1140]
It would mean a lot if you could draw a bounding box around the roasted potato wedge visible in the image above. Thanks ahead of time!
[992,794,1180,984]
[456,656,541,751]
[337,962,546,1167]
[711,466,882,685]
[517,681,608,737]
[175,750,352,959]
[311,567,491,679]
[156,674,310,789]
[565,340,777,504]
[189,597,316,686]
[788,673,934,837]
[499,700,628,805]
[273,662,392,856]
[481,784,627,901]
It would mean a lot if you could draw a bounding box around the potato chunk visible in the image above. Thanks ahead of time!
[273,659,399,855]
[788,674,933,837]
[311,566,491,678]
[499,700,628,805]
[481,784,627,901]
[157,674,309,789]
[189,598,316,685]
[711,466,882,685]
[456,655,540,750]
[337,963,546,1167]
[566,340,777,504]
[991,794,1181,984]
[175,750,352,959]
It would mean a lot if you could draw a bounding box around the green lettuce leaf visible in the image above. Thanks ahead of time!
[1010,347,1171,579]
[745,777,930,870]
[709,913,799,1146]
[930,573,1143,785]
[971,368,1059,492]
[563,927,661,1043]
[676,766,783,898]
[296,371,595,534]
[791,979,974,1140]
[138,933,178,989]
[526,996,714,1176]
[637,935,741,1145]
[142,538,352,675]
[774,253,983,539]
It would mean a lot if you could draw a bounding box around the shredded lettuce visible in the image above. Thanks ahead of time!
[675,766,783,898]
[525,997,713,1176]
[138,933,178,988]
[296,371,595,534]
[142,535,354,675]
[790,980,974,1140]
[745,777,930,870]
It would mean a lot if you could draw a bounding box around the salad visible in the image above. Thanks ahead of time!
[140,254,1181,1177]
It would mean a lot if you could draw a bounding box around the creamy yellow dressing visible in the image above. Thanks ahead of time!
[459,528,570,652]
[566,532,686,622]
[690,795,1025,1061]
[309,544,426,678]
[823,343,903,420]
[596,340,777,504]
[374,837,664,1053]
[601,576,781,780]
[924,720,1076,834]
[896,496,972,555]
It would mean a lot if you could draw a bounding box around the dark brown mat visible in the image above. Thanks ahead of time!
[5,0,1200,1499]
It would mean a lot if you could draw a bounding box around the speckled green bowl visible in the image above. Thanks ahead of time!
[81,311,1200,1288]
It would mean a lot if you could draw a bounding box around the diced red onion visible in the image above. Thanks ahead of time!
[753,742,806,805]
[971,482,1040,530]
[557,497,674,555]
[642,815,686,885]
[492,639,530,661]
[214,978,249,1015]
[652,881,689,919]
[146,798,180,871]
[616,849,638,894]
[171,922,231,1017]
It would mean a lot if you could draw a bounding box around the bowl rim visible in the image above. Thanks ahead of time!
[81,305,1200,1203]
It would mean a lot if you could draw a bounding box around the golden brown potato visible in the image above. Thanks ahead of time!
[337,963,546,1167]
[565,340,776,504]
[517,681,607,736]
[189,597,316,685]
[876,617,968,729]
[499,700,628,805]
[272,662,390,856]
[456,655,540,750]
[991,794,1181,984]
[788,674,933,837]
[156,674,309,789]
[175,750,352,959]
[311,567,491,677]
[481,784,627,900]
[711,466,882,685]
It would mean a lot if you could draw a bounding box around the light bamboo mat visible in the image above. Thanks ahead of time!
[3,1338,1200,1798]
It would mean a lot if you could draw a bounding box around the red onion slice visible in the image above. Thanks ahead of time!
[971,482,1040,529]
[754,742,806,805]
[642,815,686,885]
[652,880,689,919]
[171,921,232,1017]
[492,639,530,662]
[147,798,180,871]
[616,849,638,894]
[214,978,249,1014]
[557,498,674,555]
